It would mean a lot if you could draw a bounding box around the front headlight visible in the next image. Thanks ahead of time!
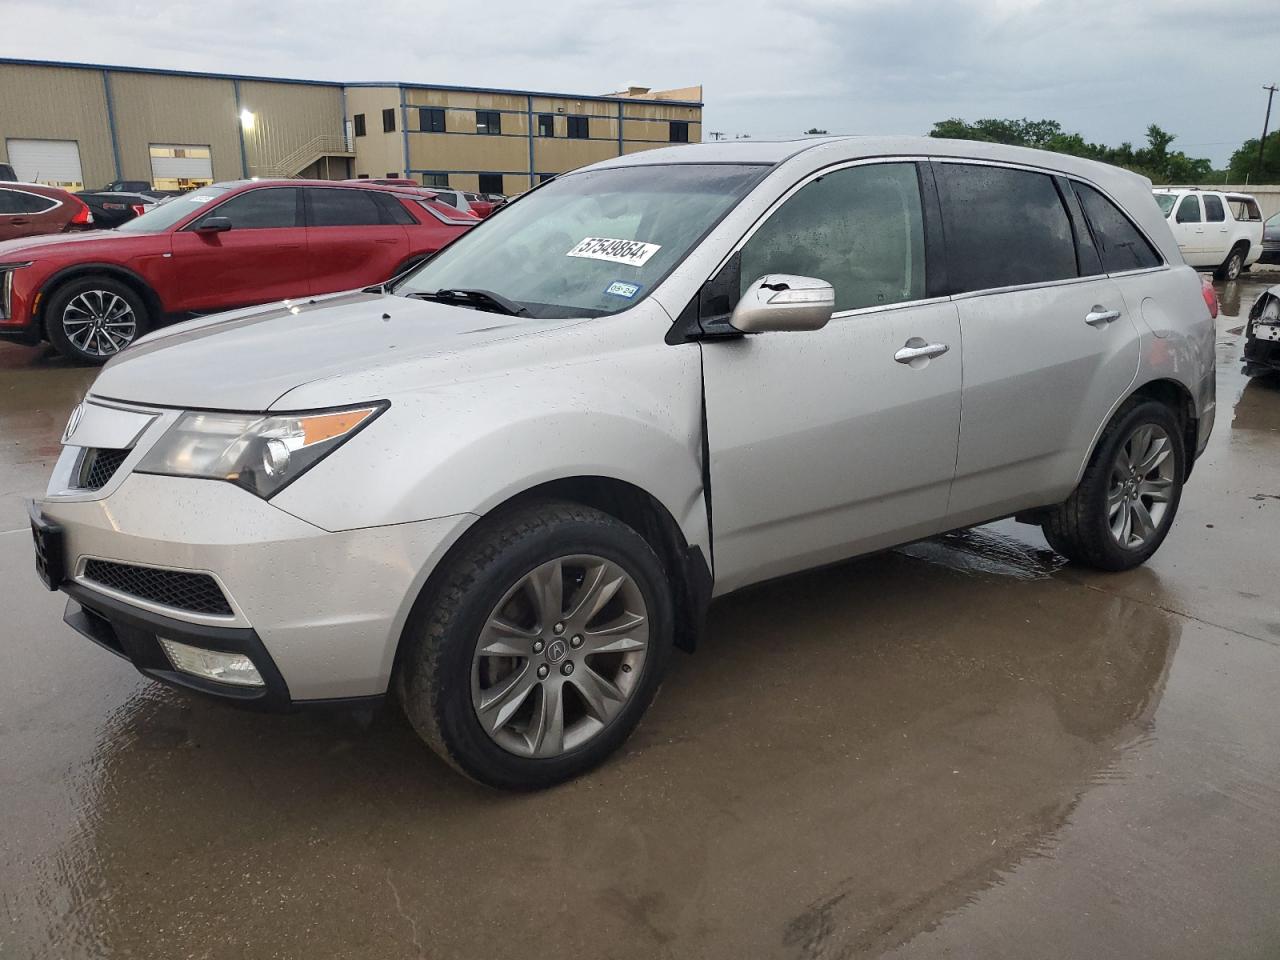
[1261,296,1280,324]
[0,262,33,321]
[136,403,386,498]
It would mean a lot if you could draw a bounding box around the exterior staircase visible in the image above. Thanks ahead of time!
[258,134,355,179]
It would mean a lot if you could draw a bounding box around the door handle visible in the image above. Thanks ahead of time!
[10,218,29,225]
[894,341,949,364]
[1085,306,1121,327]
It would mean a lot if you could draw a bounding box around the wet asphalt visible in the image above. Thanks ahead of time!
[1,275,1278,960]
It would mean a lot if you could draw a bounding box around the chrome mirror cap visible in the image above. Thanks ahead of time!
[730,274,835,333]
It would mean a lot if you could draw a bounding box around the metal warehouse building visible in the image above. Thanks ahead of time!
[0,58,703,196]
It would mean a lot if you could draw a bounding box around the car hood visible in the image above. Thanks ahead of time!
[89,290,583,411]
[0,229,154,260]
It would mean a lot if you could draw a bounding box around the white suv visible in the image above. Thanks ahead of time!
[32,137,1217,788]
[1153,188,1264,280]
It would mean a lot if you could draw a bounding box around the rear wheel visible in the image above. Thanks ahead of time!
[1215,244,1247,281]
[1041,399,1185,571]
[397,502,674,789]
[45,275,150,364]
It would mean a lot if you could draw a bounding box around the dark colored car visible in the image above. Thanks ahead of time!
[1243,286,1280,376]
[0,179,476,363]
[1262,211,1280,265]
[0,183,94,241]
[76,191,158,229]
[0,162,16,181]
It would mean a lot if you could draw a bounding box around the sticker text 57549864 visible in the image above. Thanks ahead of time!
[567,237,662,267]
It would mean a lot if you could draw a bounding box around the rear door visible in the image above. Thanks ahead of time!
[0,187,64,240]
[303,187,410,292]
[933,160,1140,526]
[167,186,308,313]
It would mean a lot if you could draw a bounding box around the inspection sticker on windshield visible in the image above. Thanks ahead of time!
[567,237,661,267]
[604,280,642,299]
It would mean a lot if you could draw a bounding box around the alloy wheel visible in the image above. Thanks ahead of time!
[471,554,649,759]
[62,290,137,357]
[1107,423,1176,550]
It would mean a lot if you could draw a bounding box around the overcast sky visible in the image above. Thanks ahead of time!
[4,0,1278,167]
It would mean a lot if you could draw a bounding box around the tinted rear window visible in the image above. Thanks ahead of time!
[1073,183,1162,273]
[307,188,384,226]
[935,163,1077,293]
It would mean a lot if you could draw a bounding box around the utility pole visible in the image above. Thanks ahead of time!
[709,131,725,141]
[1259,83,1278,181]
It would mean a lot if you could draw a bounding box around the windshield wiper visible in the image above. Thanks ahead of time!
[405,288,529,316]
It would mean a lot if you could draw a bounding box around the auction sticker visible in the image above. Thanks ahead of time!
[567,237,661,267]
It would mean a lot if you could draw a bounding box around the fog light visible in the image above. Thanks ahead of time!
[159,638,265,687]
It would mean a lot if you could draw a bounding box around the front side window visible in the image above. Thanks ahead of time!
[395,163,766,317]
[740,163,926,313]
[1203,194,1226,222]
[1176,195,1202,223]
[307,187,384,226]
[194,187,299,229]
[1073,182,1162,273]
[538,114,555,137]
[420,107,445,133]
[567,116,589,139]
[117,185,231,233]
[477,111,501,135]
[935,163,1077,292]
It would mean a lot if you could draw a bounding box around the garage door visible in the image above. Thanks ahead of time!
[149,144,213,191]
[6,139,84,191]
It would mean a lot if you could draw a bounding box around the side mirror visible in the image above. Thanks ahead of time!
[196,216,232,233]
[730,275,835,333]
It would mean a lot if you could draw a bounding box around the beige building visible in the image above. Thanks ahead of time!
[0,59,702,196]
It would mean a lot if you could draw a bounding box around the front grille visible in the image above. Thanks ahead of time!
[82,559,234,616]
[78,448,129,490]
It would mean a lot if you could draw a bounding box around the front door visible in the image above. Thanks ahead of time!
[1171,193,1208,265]
[930,161,1142,526]
[701,161,962,594]
[167,186,308,313]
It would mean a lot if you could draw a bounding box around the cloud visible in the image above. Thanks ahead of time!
[2,0,1277,165]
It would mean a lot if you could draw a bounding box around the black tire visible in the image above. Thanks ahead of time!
[397,501,674,789]
[1041,399,1186,571]
[1214,244,1247,282]
[45,274,150,365]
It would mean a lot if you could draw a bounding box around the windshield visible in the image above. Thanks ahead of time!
[1153,193,1177,217]
[394,163,767,317]
[116,185,229,232]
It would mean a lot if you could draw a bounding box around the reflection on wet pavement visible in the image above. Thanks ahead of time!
[1,275,1278,959]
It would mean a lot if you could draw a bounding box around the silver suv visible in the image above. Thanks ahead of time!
[31,137,1216,789]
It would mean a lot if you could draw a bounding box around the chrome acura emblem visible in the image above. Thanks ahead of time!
[545,639,567,663]
[62,403,84,444]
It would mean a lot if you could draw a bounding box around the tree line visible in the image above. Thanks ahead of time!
[927,118,1280,184]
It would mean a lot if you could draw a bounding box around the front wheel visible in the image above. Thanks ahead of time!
[1041,399,1185,571]
[397,502,674,789]
[45,275,150,364]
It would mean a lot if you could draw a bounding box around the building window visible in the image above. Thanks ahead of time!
[670,121,690,143]
[356,173,369,179]
[386,172,398,179]
[382,108,397,133]
[421,173,449,187]
[476,111,502,135]
[538,114,555,137]
[420,107,446,133]
[478,173,504,195]
[567,115,589,139]
[539,173,556,184]
[353,114,366,137]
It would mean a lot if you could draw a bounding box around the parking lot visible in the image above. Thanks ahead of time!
[1,274,1278,959]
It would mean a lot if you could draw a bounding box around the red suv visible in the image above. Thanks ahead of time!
[0,179,475,363]
[0,183,94,241]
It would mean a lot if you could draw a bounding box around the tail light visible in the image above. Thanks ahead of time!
[1200,275,1218,319]
[68,198,93,226]
[130,204,147,218]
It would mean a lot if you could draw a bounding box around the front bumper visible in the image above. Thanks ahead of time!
[1244,324,1280,373]
[37,465,474,704]
[1260,242,1280,264]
